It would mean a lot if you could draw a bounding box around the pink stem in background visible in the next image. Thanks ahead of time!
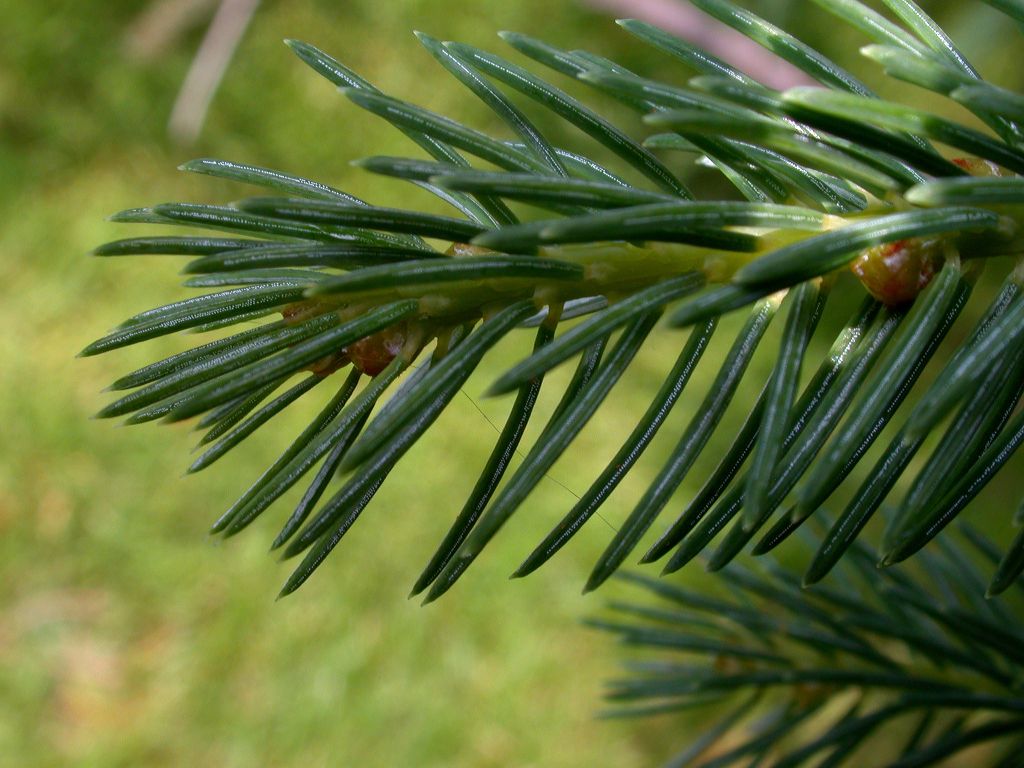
[167,0,261,145]
[584,0,815,89]
[124,0,218,60]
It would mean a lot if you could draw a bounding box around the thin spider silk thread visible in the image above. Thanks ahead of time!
[457,388,619,533]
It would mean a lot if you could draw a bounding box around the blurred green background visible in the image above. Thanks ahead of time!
[2,1,1022,766]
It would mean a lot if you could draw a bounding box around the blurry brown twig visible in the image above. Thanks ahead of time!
[167,0,261,145]
[124,0,260,145]
[123,0,218,60]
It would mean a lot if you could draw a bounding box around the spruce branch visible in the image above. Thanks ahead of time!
[85,0,1024,601]
[592,529,1024,766]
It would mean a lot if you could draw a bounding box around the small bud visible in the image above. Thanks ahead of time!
[446,242,495,258]
[344,322,409,375]
[850,237,943,306]
[950,156,1011,177]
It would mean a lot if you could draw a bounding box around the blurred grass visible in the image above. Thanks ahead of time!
[1,1,1023,766]
[0,2,688,765]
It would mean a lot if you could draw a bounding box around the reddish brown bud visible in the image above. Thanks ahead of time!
[950,157,1010,177]
[344,322,408,375]
[850,238,942,306]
